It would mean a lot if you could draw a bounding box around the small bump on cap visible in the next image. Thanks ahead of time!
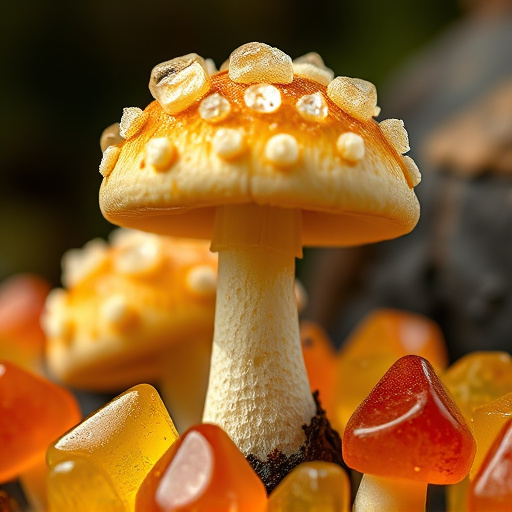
[265,134,300,167]
[99,146,121,178]
[229,42,293,84]
[199,93,231,123]
[212,129,245,160]
[119,107,149,139]
[327,77,377,121]
[145,137,176,170]
[402,156,422,187]
[244,84,282,113]
[186,265,217,296]
[379,118,410,154]
[100,123,123,152]
[336,132,365,162]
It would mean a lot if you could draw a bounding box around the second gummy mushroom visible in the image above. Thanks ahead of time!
[98,42,421,491]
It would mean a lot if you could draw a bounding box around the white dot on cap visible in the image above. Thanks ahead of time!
[336,132,365,162]
[265,134,300,167]
[212,129,245,160]
[145,137,176,170]
[199,93,231,123]
[186,265,217,296]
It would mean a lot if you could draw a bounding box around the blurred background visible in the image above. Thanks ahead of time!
[0,0,460,286]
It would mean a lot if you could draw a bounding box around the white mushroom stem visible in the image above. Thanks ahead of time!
[203,204,316,460]
[354,474,427,512]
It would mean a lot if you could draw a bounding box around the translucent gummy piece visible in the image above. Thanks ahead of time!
[269,462,351,512]
[119,107,148,139]
[149,54,211,115]
[402,156,421,187]
[100,123,123,152]
[293,52,327,68]
[379,118,410,154]
[296,92,328,121]
[244,84,281,113]
[47,459,124,512]
[61,238,109,288]
[47,384,179,512]
[199,93,231,122]
[229,42,293,84]
[327,76,377,121]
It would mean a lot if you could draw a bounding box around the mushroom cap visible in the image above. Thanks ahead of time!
[99,45,420,247]
[42,229,217,391]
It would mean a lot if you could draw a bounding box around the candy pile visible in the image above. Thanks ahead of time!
[1,42,511,512]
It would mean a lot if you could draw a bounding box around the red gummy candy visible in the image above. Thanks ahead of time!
[343,355,475,484]
[469,418,512,512]
[135,423,267,512]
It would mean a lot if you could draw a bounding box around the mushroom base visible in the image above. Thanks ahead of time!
[246,391,344,494]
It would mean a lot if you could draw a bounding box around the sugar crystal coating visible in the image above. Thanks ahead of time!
[100,123,123,152]
[145,137,176,170]
[212,128,245,159]
[343,355,475,484]
[99,146,121,178]
[402,156,422,187]
[119,107,149,139]
[244,83,282,113]
[292,52,334,86]
[199,93,231,123]
[296,92,328,122]
[265,134,300,166]
[379,118,410,154]
[327,77,377,121]
[229,42,293,84]
[336,133,365,162]
[149,54,211,115]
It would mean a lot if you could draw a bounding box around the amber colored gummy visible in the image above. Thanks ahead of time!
[0,360,81,482]
[268,461,351,512]
[333,309,448,433]
[135,423,268,512]
[300,321,336,415]
[343,355,475,484]
[469,418,512,512]
[442,351,512,424]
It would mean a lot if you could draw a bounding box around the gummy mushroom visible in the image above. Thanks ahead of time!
[98,42,421,489]
[343,355,475,512]
[42,228,217,431]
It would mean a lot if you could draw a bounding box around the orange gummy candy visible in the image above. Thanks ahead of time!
[0,360,81,482]
[136,423,268,512]
[343,355,475,484]
[300,321,336,414]
[333,309,448,434]
[469,418,512,512]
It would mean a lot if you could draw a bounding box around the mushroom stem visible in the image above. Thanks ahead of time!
[354,474,427,512]
[203,204,316,460]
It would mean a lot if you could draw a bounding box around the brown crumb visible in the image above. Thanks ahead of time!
[246,391,345,494]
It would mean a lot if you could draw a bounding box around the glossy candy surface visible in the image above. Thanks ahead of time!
[334,309,448,433]
[135,423,267,512]
[471,392,512,478]
[442,351,512,424]
[300,322,336,415]
[47,384,178,512]
[0,361,80,482]
[343,355,475,484]
[469,418,512,512]
[268,461,351,512]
